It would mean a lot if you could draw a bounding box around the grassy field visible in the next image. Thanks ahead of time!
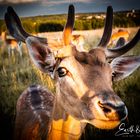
[0,28,140,140]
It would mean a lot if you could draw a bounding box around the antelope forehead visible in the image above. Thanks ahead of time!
[59,56,82,71]
[58,55,109,75]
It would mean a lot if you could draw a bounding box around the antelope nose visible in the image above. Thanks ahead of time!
[98,101,128,121]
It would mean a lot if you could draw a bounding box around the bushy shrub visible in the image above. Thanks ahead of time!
[39,22,64,32]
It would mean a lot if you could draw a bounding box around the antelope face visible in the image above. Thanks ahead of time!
[54,47,127,129]
[5,4,140,130]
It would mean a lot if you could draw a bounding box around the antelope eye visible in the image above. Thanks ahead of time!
[57,67,68,77]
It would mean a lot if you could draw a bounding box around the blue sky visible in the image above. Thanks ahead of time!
[0,0,140,19]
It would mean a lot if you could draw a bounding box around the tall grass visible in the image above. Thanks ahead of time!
[0,45,55,140]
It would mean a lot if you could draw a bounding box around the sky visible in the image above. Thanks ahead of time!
[0,0,140,19]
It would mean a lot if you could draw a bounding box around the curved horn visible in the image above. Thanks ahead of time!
[5,6,47,44]
[63,4,75,46]
[98,6,113,47]
[105,29,140,58]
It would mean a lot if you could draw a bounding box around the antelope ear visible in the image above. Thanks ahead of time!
[26,36,55,73]
[111,56,140,81]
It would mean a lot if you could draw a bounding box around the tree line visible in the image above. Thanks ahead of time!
[0,11,140,34]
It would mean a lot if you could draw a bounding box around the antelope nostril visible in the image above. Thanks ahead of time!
[97,101,128,120]
[98,101,112,113]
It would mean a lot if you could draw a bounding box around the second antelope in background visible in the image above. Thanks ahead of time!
[1,31,23,57]
[5,4,140,140]
[108,29,130,48]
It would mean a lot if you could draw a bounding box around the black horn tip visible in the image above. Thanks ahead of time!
[7,6,14,13]
[69,4,75,12]
[107,5,113,12]
[69,4,74,9]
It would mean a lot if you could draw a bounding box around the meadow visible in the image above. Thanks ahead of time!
[0,28,140,140]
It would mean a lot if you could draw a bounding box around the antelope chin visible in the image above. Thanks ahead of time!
[89,119,120,129]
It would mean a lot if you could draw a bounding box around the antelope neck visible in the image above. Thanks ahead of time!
[48,96,85,140]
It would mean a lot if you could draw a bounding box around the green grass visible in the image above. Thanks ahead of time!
[0,46,55,140]
[0,47,55,113]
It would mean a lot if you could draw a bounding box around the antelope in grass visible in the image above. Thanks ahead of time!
[71,34,85,52]
[108,29,130,48]
[5,4,140,140]
[37,33,86,52]
[1,31,23,56]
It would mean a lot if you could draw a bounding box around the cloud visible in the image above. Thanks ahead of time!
[41,0,94,5]
[0,0,39,4]
[0,0,95,5]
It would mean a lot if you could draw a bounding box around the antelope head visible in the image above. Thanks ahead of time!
[5,5,140,130]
